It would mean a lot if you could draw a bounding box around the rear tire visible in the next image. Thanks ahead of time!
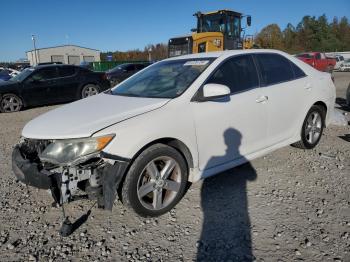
[293,105,325,149]
[81,84,100,98]
[0,93,23,113]
[121,144,188,217]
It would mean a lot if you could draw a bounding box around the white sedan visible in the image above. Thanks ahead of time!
[13,49,335,217]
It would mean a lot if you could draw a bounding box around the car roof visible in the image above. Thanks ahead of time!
[165,49,291,61]
[34,64,78,69]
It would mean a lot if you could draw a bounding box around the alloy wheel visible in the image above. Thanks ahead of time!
[1,95,22,112]
[305,111,322,144]
[137,156,182,211]
[82,85,99,98]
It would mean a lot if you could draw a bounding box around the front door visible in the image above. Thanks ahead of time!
[192,54,268,171]
[22,67,59,106]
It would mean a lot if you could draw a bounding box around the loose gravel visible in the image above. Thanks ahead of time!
[0,73,349,261]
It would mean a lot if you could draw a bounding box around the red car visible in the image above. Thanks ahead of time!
[296,52,336,72]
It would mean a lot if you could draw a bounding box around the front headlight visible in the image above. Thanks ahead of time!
[39,134,114,165]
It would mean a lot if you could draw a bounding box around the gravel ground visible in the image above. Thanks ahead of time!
[0,72,349,261]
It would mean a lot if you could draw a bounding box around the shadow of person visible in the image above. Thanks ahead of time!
[197,128,257,261]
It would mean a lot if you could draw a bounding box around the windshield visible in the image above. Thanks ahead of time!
[198,14,240,38]
[110,58,214,98]
[10,68,34,82]
[200,14,225,33]
[108,63,132,73]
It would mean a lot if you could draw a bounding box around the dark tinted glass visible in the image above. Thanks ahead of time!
[207,55,259,93]
[58,66,76,77]
[256,54,294,86]
[136,64,149,70]
[125,65,135,71]
[31,68,57,80]
[315,53,321,60]
[290,62,306,78]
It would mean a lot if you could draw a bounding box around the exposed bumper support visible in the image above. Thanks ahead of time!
[12,145,130,210]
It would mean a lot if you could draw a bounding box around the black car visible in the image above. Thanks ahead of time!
[106,63,151,86]
[0,64,110,113]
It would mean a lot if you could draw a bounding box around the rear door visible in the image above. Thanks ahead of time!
[22,67,59,105]
[192,54,268,170]
[255,53,309,145]
[50,66,80,102]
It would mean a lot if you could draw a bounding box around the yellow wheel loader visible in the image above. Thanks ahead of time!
[168,10,252,57]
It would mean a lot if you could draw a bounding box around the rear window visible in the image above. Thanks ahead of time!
[290,62,306,79]
[256,54,294,86]
[58,66,76,77]
[296,53,313,59]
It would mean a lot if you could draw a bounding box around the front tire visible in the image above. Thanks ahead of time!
[121,144,188,217]
[0,93,23,113]
[293,105,325,149]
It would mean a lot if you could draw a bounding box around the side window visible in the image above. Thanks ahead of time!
[290,62,306,79]
[256,54,294,86]
[207,55,259,93]
[58,66,76,77]
[315,53,321,60]
[31,68,57,81]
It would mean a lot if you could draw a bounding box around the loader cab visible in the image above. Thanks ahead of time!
[168,9,251,57]
[194,10,247,51]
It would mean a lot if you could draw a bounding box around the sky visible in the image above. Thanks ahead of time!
[1,0,349,61]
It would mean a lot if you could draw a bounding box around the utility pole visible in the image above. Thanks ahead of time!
[31,34,40,65]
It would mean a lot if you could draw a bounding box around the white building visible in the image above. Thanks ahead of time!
[26,45,101,66]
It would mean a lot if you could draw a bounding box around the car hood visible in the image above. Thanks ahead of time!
[22,93,170,139]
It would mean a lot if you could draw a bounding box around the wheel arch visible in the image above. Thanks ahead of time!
[130,137,194,169]
[116,137,194,198]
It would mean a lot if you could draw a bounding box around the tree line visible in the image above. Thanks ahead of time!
[100,43,168,62]
[101,14,350,61]
[255,15,350,53]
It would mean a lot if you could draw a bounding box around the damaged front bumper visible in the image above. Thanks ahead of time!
[12,141,129,210]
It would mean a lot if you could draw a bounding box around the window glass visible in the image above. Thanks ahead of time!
[31,68,57,81]
[58,66,76,77]
[315,53,321,60]
[207,55,259,93]
[125,65,135,71]
[290,62,306,78]
[256,54,294,86]
[111,58,213,98]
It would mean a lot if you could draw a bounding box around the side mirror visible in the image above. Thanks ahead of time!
[202,83,230,100]
[247,16,252,27]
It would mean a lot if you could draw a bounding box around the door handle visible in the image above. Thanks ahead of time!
[305,83,312,90]
[256,95,268,103]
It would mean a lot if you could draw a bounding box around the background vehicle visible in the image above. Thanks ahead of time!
[296,52,336,72]
[106,63,151,86]
[0,69,12,81]
[0,64,110,113]
[13,50,335,219]
[168,9,252,57]
[334,55,345,70]
[340,59,350,72]
[0,67,20,77]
